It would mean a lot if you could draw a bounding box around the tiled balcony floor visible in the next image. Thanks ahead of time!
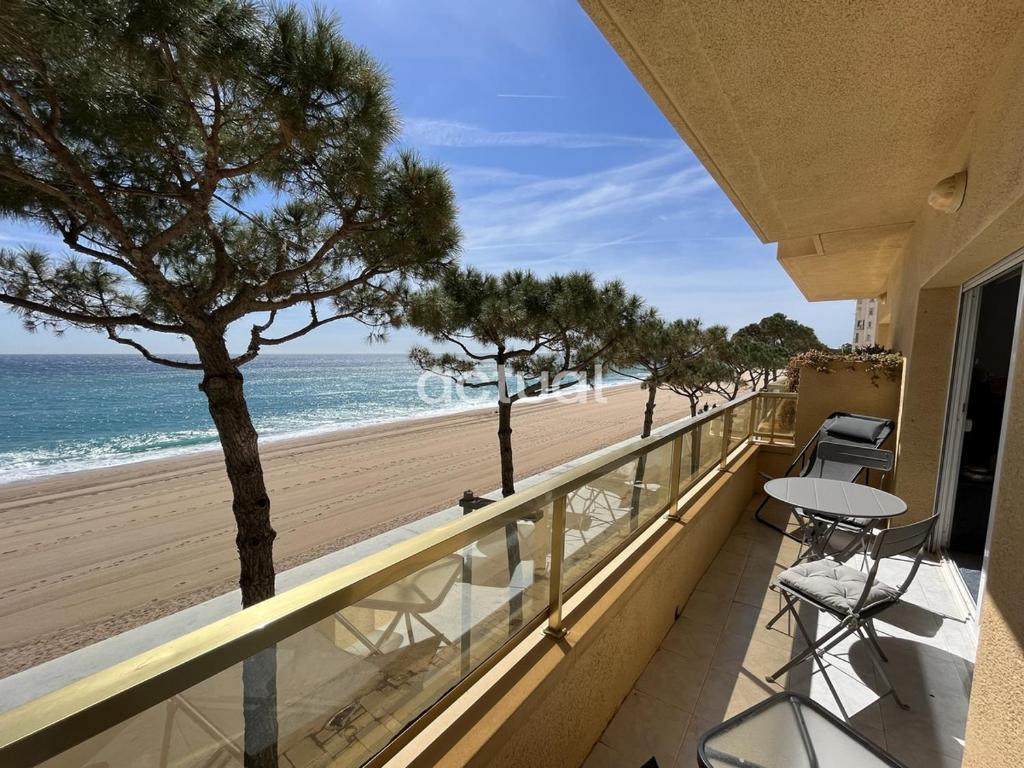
[584,495,976,768]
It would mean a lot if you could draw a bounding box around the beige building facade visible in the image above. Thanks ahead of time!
[853,298,879,348]
[578,2,1024,764]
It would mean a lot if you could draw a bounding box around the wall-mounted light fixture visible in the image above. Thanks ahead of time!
[928,170,967,214]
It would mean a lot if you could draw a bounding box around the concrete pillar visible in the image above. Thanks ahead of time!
[892,287,959,523]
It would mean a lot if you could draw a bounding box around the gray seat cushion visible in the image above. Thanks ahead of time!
[823,416,889,445]
[777,558,898,614]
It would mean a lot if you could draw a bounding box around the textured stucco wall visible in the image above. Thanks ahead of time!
[886,20,1024,332]
[881,23,1024,764]
[891,288,960,523]
[792,363,902,459]
[963,317,1024,767]
[756,443,794,480]
[401,447,759,768]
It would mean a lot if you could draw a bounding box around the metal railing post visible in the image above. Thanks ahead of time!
[769,395,778,445]
[666,435,684,521]
[720,409,734,468]
[544,495,568,639]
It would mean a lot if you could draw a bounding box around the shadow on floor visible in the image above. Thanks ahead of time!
[583,494,974,768]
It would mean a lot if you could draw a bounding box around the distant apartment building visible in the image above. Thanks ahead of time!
[852,297,878,347]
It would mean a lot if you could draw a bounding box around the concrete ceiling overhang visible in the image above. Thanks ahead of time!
[580,0,1024,300]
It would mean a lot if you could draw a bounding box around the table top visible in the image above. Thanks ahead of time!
[698,692,907,768]
[764,477,907,521]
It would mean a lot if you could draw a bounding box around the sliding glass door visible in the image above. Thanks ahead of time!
[936,255,1024,614]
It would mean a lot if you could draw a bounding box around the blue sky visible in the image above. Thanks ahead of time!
[0,0,853,354]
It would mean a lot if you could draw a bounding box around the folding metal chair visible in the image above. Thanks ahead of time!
[796,441,895,564]
[764,514,939,710]
[755,412,895,539]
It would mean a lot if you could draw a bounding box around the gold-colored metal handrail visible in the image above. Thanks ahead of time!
[0,390,767,766]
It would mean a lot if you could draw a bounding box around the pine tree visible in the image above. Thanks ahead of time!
[0,4,458,764]
[405,267,640,497]
[0,0,458,606]
[732,313,824,389]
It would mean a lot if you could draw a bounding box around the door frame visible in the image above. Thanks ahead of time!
[934,288,980,549]
[934,248,1024,626]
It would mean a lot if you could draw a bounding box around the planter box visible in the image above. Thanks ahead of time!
[792,360,903,457]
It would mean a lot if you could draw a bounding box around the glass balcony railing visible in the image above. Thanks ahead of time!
[752,390,798,444]
[0,391,787,768]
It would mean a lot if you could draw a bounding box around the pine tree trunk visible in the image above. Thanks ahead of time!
[196,341,276,605]
[640,384,658,439]
[195,336,278,768]
[496,365,515,498]
[689,400,700,476]
[497,399,515,498]
[495,364,521,628]
[629,385,658,526]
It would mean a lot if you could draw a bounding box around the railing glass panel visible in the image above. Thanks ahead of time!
[3,393,775,768]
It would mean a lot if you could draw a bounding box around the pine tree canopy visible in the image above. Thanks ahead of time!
[0,0,460,367]
[405,266,642,400]
[610,312,722,387]
[733,312,824,368]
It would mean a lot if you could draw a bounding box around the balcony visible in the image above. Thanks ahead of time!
[0,390,976,768]
[584,497,974,768]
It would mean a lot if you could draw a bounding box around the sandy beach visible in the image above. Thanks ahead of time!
[0,383,705,677]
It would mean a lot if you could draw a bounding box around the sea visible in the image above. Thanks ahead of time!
[0,354,633,484]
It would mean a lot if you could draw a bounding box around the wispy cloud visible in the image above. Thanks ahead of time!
[401,118,678,151]
[453,151,721,260]
[446,164,541,189]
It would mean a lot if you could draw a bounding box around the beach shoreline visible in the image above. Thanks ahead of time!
[0,377,639,488]
[0,383,711,677]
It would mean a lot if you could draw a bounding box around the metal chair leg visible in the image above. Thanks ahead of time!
[860,627,910,710]
[767,618,849,682]
[864,619,888,662]
[765,593,796,630]
[754,493,800,540]
[790,607,848,709]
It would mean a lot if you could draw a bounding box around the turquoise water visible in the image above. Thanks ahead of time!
[0,354,628,483]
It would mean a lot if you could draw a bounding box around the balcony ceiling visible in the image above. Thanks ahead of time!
[580,0,1024,300]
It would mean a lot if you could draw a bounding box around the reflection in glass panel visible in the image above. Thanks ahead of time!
[699,415,724,474]
[562,457,639,589]
[678,429,698,492]
[753,397,777,440]
[751,397,767,438]
[728,402,752,452]
[634,441,674,521]
[774,397,797,438]
[41,507,552,768]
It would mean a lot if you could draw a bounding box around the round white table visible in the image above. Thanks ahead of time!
[765,477,906,520]
[764,477,907,561]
